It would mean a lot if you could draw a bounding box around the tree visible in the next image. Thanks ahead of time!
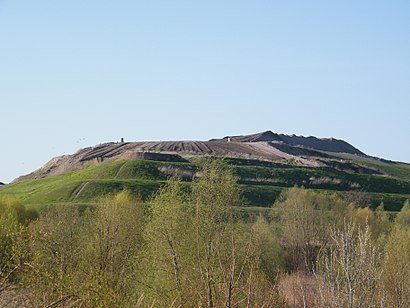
[370,203,391,240]
[27,203,85,306]
[20,191,146,307]
[0,197,35,295]
[191,158,241,307]
[382,210,410,308]
[142,159,284,307]
[316,221,383,308]
[142,178,195,305]
[396,200,410,229]
[274,187,350,273]
[82,191,145,307]
[248,216,285,306]
[251,216,283,284]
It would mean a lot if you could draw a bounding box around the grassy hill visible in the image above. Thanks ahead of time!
[1,156,409,212]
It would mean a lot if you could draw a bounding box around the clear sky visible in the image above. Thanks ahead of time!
[1,1,409,183]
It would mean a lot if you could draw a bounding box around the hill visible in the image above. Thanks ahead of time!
[1,131,410,211]
[13,131,373,182]
[211,130,365,155]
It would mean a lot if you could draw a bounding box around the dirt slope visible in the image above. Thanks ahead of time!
[14,131,367,182]
[212,131,365,155]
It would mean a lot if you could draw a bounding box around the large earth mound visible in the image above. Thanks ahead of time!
[211,131,365,155]
[15,131,369,182]
[4,131,410,211]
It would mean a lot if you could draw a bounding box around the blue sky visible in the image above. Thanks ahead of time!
[0,1,409,183]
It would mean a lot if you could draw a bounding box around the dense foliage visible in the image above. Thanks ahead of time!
[0,159,409,307]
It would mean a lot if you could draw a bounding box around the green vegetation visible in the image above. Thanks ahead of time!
[0,160,409,307]
[357,160,410,181]
[326,151,410,181]
[1,155,409,212]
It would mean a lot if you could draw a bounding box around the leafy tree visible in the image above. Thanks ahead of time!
[0,197,35,294]
[27,204,85,306]
[142,178,195,305]
[380,202,410,308]
[274,187,350,273]
[191,158,241,307]
[82,191,145,307]
[382,225,410,308]
[369,203,392,244]
[142,159,284,307]
[21,192,145,307]
[396,200,410,228]
[248,216,285,306]
[251,215,283,284]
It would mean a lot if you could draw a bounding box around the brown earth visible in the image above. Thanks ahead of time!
[0,287,36,308]
[212,130,365,155]
[14,131,368,182]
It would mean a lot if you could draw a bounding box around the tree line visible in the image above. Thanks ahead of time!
[0,159,409,307]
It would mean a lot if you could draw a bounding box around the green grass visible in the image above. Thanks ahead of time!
[240,185,283,206]
[238,184,409,211]
[356,161,410,181]
[322,151,410,181]
[234,165,410,195]
[75,179,164,201]
[1,157,409,212]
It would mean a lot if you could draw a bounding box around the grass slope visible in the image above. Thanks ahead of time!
[1,157,409,211]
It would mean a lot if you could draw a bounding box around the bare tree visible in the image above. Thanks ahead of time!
[316,221,383,308]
